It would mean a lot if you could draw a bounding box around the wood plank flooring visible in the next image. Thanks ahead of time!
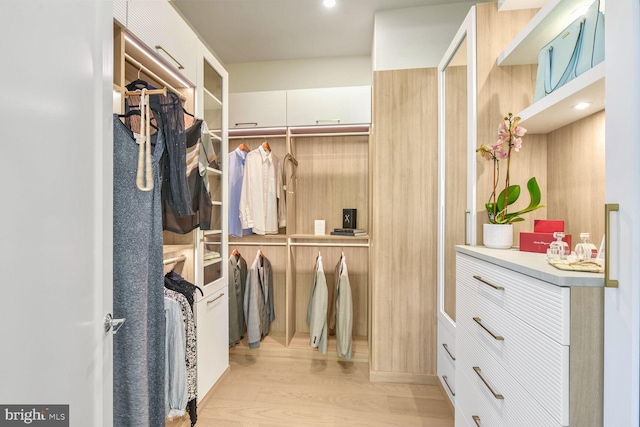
[169,351,454,427]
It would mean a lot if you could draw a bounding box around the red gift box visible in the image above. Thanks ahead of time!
[534,220,565,233]
[519,232,572,253]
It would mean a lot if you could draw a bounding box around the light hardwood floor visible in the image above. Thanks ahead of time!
[169,348,454,426]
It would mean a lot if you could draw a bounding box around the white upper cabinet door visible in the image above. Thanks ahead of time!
[126,0,198,85]
[114,0,127,26]
[229,91,287,129]
[286,86,372,126]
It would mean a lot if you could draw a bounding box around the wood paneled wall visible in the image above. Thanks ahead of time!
[371,68,439,380]
[547,111,606,245]
[475,3,547,246]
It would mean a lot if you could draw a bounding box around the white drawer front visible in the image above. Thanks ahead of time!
[457,325,560,427]
[438,318,457,364]
[458,279,569,425]
[456,366,507,427]
[438,346,456,403]
[457,253,570,345]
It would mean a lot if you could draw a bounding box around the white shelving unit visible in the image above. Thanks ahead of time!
[498,0,605,134]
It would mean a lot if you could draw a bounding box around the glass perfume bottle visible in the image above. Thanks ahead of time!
[575,232,597,261]
[547,231,570,260]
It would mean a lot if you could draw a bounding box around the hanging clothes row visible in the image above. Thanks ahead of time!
[114,78,207,427]
[228,249,276,349]
[307,252,354,360]
[164,270,200,427]
[230,141,286,237]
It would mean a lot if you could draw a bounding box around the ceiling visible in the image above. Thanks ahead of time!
[172,0,484,64]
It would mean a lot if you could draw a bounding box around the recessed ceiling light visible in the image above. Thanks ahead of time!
[323,0,336,8]
[573,102,591,110]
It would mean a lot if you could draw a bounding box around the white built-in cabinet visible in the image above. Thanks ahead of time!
[193,40,230,402]
[229,91,287,128]
[113,0,126,26]
[116,0,198,85]
[229,86,372,129]
[286,86,371,126]
[454,247,603,427]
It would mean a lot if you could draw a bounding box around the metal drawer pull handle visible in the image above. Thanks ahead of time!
[473,275,504,290]
[207,293,225,304]
[316,119,340,124]
[442,343,456,361]
[442,375,455,396]
[472,415,481,426]
[235,122,258,127]
[473,317,504,341]
[155,45,184,69]
[473,366,504,399]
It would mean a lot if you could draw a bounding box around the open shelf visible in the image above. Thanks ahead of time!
[517,62,604,134]
[203,86,222,106]
[203,229,222,236]
[290,233,370,240]
[203,257,222,268]
[498,0,598,66]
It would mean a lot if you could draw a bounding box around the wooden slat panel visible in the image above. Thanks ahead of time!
[547,111,605,244]
[475,3,546,247]
[371,68,438,375]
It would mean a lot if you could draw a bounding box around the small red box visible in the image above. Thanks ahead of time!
[519,232,572,253]
[534,220,565,233]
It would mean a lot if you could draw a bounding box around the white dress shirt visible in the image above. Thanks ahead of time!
[239,146,286,235]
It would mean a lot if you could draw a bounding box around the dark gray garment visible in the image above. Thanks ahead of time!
[228,254,247,346]
[113,115,165,427]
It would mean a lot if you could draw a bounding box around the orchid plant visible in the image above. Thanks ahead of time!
[476,113,544,224]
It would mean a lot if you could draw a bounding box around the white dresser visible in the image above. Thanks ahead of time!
[454,246,603,427]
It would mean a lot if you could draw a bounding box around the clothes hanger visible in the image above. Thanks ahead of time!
[262,140,271,153]
[183,107,195,118]
[232,248,239,257]
[118,110,158,130]
[238,143,250,153]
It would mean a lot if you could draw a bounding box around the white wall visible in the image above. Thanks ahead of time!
[373,2,476,71]
[227,56,372,93]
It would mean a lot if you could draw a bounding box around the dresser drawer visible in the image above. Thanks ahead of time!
[457,253,570,345]
[455,365,507,427]
[457,325,560,427]
[458,279,569,425]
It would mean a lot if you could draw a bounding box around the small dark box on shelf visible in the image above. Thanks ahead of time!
[342,208,357,229]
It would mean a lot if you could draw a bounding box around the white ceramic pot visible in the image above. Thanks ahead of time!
[483,223,513,249]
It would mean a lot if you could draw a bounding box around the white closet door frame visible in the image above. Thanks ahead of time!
[603,1,640,426]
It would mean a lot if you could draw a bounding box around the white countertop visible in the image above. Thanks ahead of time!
[455,245,604,287]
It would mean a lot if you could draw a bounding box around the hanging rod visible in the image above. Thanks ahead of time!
[124,53,187,102]
[228,241,287,247]
[289,242,370,248]
[163,254,187,265]
[229,134,287,140]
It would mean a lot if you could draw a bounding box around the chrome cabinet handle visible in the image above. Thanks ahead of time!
[316,119,340,124]
[473,275,504,290]
[207,293,225,304]
[442,375,455,396]
[473,366,504,399]
[473,317,504,341]
[605,203,619,288]
[472,415,481,426]
[155,45,184,69]
[235,122,258,127]
[442,343,456,361]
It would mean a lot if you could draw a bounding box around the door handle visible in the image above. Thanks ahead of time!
[104,313,126,334]
[605,203,619,288]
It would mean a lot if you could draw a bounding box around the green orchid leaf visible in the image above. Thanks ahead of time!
[496,185,520,212]
[500,177,545,223]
